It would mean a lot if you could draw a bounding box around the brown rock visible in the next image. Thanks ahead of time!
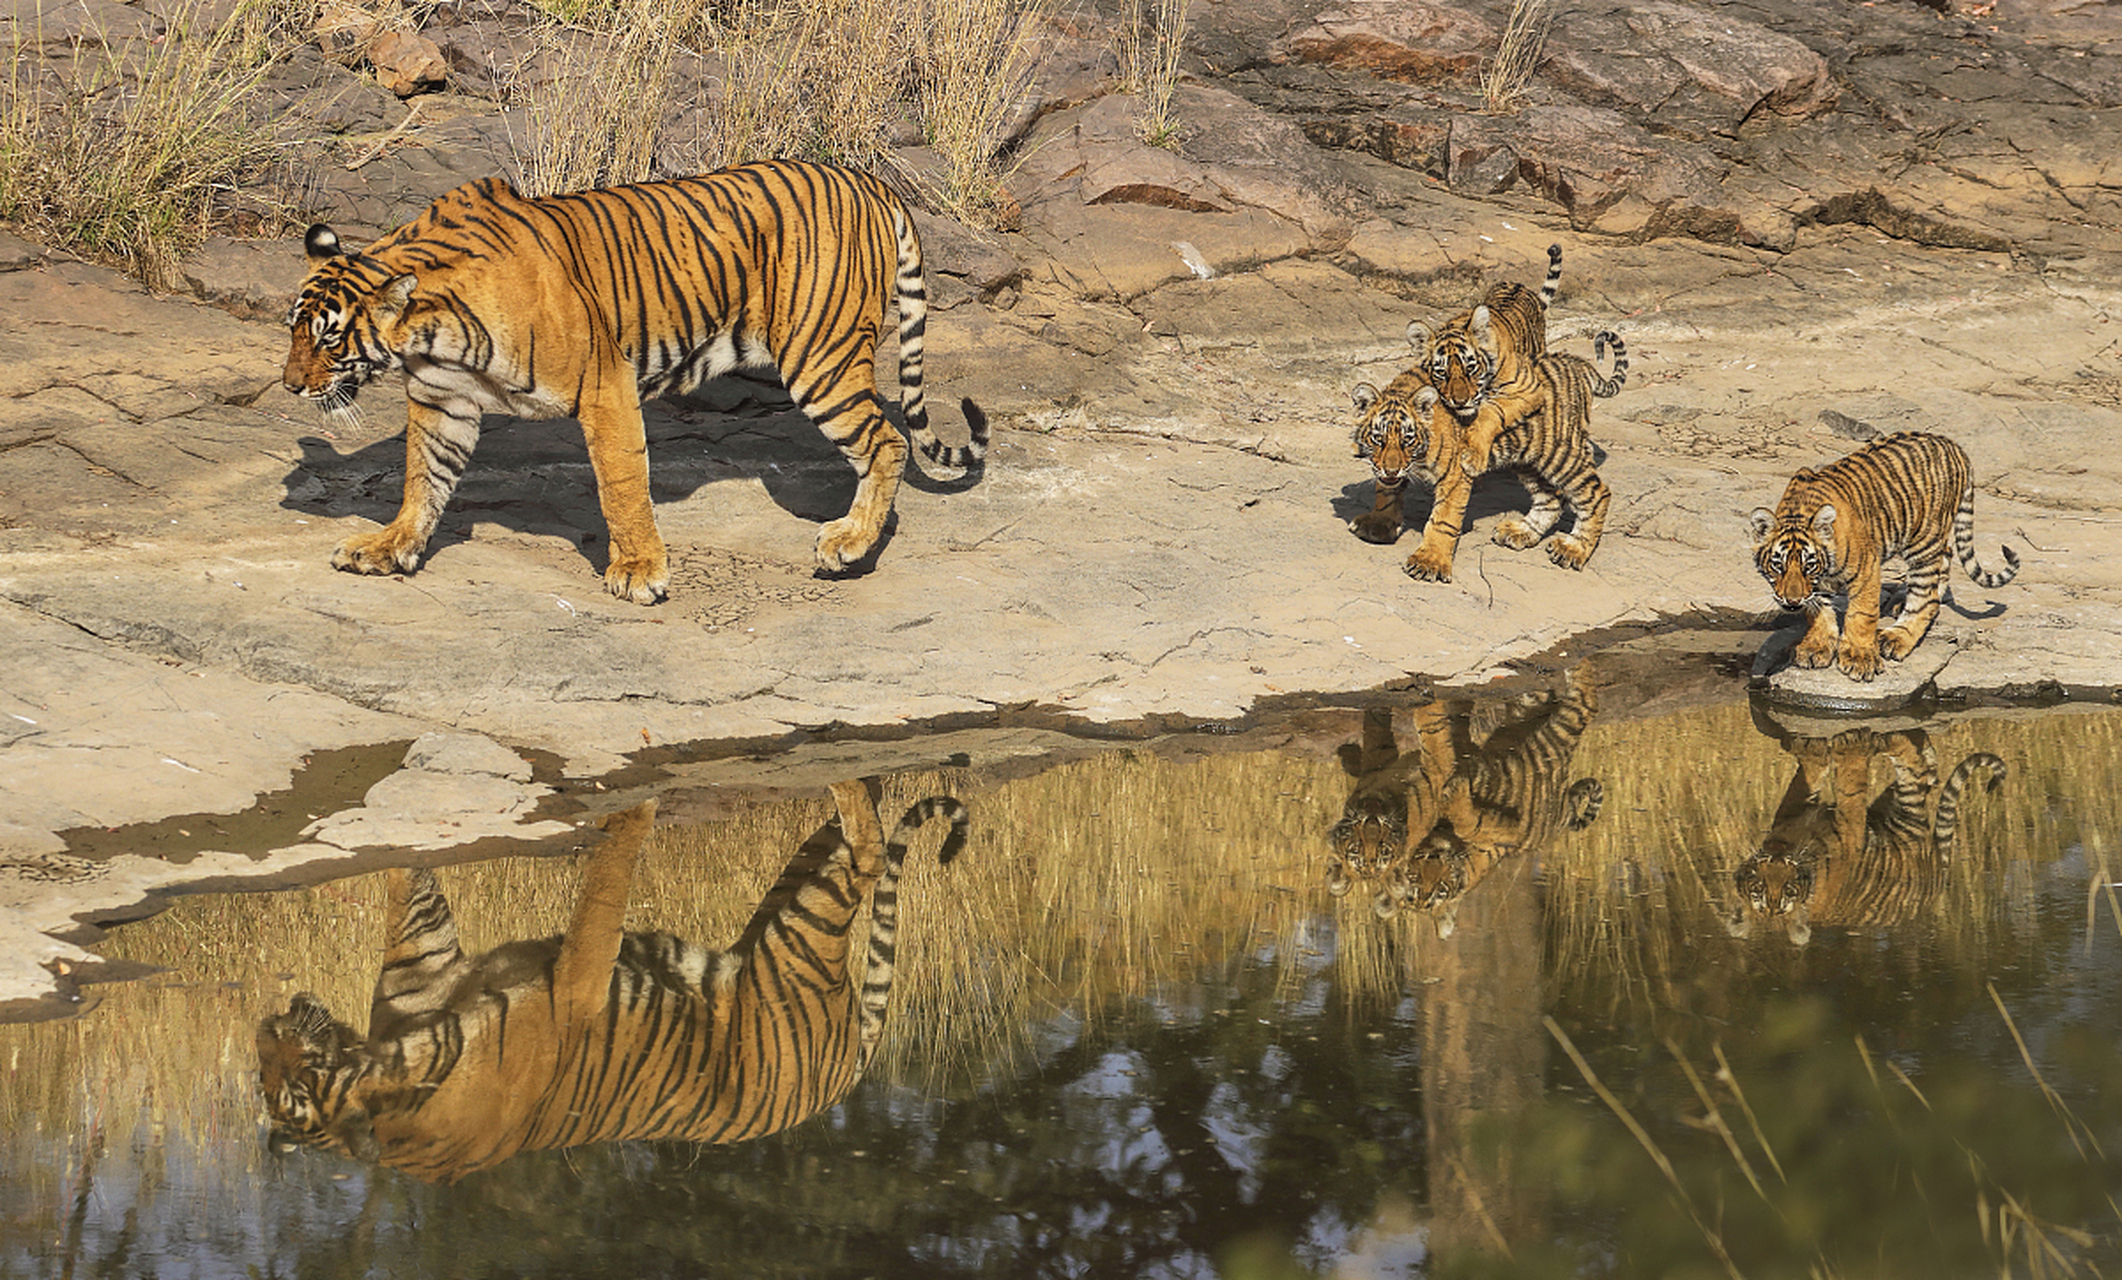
[369,28,449,98]
[1276,0,1496,84]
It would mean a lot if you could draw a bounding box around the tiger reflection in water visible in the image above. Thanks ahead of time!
[1729,724,2003,946]
[256,781,964,1182]
[1326,666,1602,936]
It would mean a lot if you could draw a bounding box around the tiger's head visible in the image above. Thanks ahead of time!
[1750,495,1841,612]
[282,224,417,412]
[1405,314,1491,423]
[1326,791,1409,913]
[1349,378,1439,486]
[256,991,382,1160]
[1728,794,1831,946]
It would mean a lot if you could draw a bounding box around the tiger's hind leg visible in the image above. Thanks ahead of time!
[1544,470,1611,571]
[789,353,908,576]
[1492,466,1562,551]
[1879,551,1946,663]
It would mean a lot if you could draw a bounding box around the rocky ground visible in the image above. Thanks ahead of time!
[2,0,2121,1006]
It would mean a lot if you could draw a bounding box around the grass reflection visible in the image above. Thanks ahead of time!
[3,688,2121,1277]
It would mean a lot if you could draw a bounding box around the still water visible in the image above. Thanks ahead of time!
[4,664,2122,1279]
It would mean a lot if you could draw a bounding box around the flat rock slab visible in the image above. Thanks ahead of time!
[1754,622,1964,714]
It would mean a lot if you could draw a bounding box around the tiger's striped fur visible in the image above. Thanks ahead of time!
[1405,243,1562,480]
[1750,431,2020,681]
[1328,666,1602,935]
[1730,728,2005,946]
[281,161,989,603]
[1349,330,1626,579]
[256,784,967,1182]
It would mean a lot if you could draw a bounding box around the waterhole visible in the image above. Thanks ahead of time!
[4,652,2120,1278]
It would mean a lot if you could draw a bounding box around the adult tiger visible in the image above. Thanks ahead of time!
[1750,431,2019,681]
[281,161,989,603]
[1350,331,1625,579]
[1729,727,2004,946]
[1327,666,1602,935]
[255,783,967,1182]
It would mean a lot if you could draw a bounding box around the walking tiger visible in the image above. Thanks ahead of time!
[282,160,988,603]
[1350,331,1626,579]
[256,783,966,1182]
[1750,431,2019,681]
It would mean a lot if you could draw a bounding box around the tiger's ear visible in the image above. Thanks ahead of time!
[1351,382,1380,412]
[1413,385,1439,413]
[1325,857,1352,898]
[376,274,417,318]
[305,224,344,262]
[1811,503,1838,542]
[1470,304,1503,358]
[1748,506,1775,544]
[1405,319,1432,351]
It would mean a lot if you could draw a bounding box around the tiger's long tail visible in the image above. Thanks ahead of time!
[1953,485,2020,588]
[1538,243,1563,309]
[1932,752,2005,854]
[856,795,969,1071]
[892,206,990,474]
[1590,330,1629,397]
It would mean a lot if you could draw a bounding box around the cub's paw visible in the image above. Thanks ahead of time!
[814,516,881,576]
[602,553,669,605]
[333,526,425,576]
[1350,512,1402,544]
[1403,545,1455,583]
[1491,518,1541,551]
[1878,625,1922,661]
[1794,635,1838,669]
[1545,535,1595,571]
[1837,645,1883,682]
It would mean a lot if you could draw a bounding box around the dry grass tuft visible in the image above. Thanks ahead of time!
[1116,0,1189,147]
[0,0,307,289]
[1480,0,1549,115]
[514,0,701,195]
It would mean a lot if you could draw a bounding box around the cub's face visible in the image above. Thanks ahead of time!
[282,224,415,411]
[1750,503,1840,610]
[256,992,368,1155]
[1349,383,1436,485]
[1327,795,1408,898]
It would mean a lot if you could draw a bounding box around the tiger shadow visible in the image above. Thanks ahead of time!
[1330,440,1610,541]
[278,376,983,578]
[1325,666,1603,938]
[255,780,966,1184]
[1724,707,2005,946]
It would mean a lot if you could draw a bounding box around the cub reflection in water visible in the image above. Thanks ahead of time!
[1327,666,1602,935]
[256,782,966,1182]
[1729,719,2003,946]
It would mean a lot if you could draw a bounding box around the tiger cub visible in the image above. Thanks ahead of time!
[1750,431,2020,681]
[282,160,989,603]
[1327,666,1602,936]
[1730,727,2004,946]
[1350,331,1626,579]
[256,783,966,1183]
[1407,243,1563,479]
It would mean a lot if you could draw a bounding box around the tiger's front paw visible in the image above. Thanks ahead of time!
[1794,633,1838,669]
[1837,644,1883,682]
[1351,511,1402,544]
[1404,543,1455,583]
[332,525,426,577]
[602,552,669,605]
